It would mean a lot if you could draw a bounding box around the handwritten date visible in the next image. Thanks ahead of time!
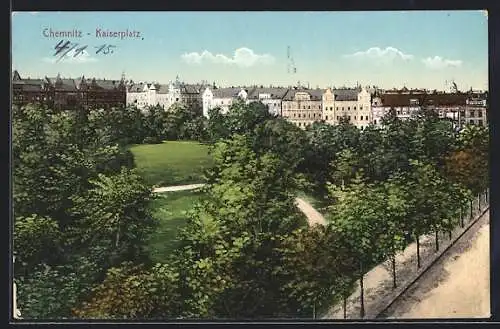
[53,40,116,62]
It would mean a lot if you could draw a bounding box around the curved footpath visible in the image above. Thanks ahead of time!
[153,184,327,226]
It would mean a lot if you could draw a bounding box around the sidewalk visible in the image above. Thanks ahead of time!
[322,202,488,319]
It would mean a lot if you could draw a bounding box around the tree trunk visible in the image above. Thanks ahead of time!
[391,242,397,289]
[470,199,473,219]
[359,259,365,318]
[478,194,481,211]
[343,295,347,319]
[435,229,439,252]
[416,234,421,268]
[392,254,397,289]
[448,229,452,241]
[115,225,121,248]
[313,302,316,319]
[460,207,464,228]
[486,189,489,203]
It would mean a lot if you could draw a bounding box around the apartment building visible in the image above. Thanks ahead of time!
[371,89,487,127]
[202,87,250,117]
[12,70,126,110]
[322,87,372,129]
[247,87,289,116]
[282,89,323,129]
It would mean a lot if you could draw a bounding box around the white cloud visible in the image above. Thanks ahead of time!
[344,46,414,63]
[422,56,462,69]
[181,47,275,67]
[43,49,98,64]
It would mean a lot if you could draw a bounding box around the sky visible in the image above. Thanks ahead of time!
[11,11,488,90]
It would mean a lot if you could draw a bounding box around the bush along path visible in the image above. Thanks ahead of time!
[153,184,327,226]
[321,190,489,319]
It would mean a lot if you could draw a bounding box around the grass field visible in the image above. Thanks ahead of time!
[147,190,204,263]
[129,141,213,187]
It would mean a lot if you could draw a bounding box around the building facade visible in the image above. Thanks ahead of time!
[322,87,372,129]
[246,87,289,116]
[126,82,170,110]
[202,87,250,117]
[12,71,126,110]
[282,89,323,129]
[370,89,488,127]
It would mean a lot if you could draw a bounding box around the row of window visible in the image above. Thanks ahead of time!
[290,112,321,119]
[469,119,484,125]
[283,104,322,110]
[331,115,369,121]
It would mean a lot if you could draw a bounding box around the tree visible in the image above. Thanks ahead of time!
[327,173,391,318]
[13,215,62,277]
[444,124,489,195]
[142,105,166,143]
[207,107,231,142]
[251,118,308,172]
[279,225,358,318]
[174,134,310,318]
[17,258,99,319]
[330,147,360,188]
[67,168,157,271]
[74,263,182,319]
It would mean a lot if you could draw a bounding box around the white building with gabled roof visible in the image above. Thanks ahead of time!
[202,87,250,117]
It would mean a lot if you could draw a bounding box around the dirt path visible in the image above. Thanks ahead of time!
[153,184,205,193]
[153,185,326,227]
[295,197,326,226]
[382,212,490,319]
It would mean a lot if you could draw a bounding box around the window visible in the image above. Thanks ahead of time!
[470,119,474,124]
[470,111,475,117]
[308,114,311,118]
[308,105,311,109]
[479,111,483,118]
[342,107,344,111]
[337,116,340,120]
[397,110,401,115]
[348,116,351,120]
[365,116,369,120]
[293,113,296,118]
[326,115,329,120]
[354,106,357,110]
[348,107,350,110]
[354,116,357,120]
[330,107,333,111]
[360,106,363,110]
[478,120,483,126]
[336,107,339,111]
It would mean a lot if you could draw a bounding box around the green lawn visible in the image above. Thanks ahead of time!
[129,141,213,187]
[147,190,205,263]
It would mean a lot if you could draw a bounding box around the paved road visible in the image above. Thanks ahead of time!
[382,211,490,319]
[153,184,327,227]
